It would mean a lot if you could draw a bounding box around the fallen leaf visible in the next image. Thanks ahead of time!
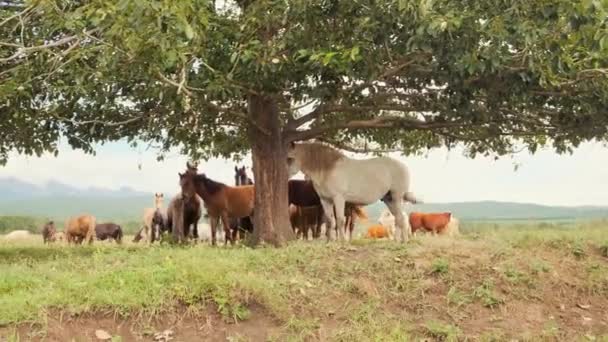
[583,316,593,323]
[304,281,313,288]
[394,257,402,262]
[95,329,112,341]
[578,303,591,310]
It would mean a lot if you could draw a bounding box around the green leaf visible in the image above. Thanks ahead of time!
[350,46,360,61]
[183,23,194,40]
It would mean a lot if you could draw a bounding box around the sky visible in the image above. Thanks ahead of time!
[1,139,607,206]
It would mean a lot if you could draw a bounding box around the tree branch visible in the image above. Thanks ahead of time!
[50,113,146,127]
[0,29,99,64]
[288,115,465,142]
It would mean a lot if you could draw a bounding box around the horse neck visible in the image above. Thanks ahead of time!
[194,181,213,203]
[154,199,163,210]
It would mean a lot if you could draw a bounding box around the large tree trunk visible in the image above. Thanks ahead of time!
[247,95,295,247]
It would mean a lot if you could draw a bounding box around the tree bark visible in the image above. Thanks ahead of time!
[247,94,295,246]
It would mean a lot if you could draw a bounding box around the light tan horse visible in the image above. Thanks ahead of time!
[64,214,96,245]
[287,142,420,243]
[142,193,165,243]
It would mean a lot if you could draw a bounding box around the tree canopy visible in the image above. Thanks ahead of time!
[1,0,607,165]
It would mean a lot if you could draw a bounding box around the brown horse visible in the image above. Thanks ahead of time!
[166,190,203,243]
[42,220,57,244]
[289,179,366,240]
[64,214,96,245]
[181,163,254,246]
[289,204,324,239]
[95,223,123,243]
[231,165,254,240]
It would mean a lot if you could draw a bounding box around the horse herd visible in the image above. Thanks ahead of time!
[18,142,460,246]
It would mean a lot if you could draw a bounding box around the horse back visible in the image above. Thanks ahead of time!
[224,185,254,217]
[288,180,321,207]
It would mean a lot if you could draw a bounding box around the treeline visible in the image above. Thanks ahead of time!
[0,216,144,234]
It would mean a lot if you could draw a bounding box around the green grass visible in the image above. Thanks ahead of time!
[1,221,608,341]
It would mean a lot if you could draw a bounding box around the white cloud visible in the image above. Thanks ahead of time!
[1,140,607,206]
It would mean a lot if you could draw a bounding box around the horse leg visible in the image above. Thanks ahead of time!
[220,214,233,246]
[386,194,407,243]
[346,212,354,241]
[193,222,199,243]
[320,198,336,242]
[210,216,218,246]
[333,197,346,242]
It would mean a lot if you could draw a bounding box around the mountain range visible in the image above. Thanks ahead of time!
[0,177,607,222]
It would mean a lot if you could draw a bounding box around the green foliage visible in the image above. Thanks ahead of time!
[0,216,41,234]
[430,257,450,275]
[424,320,461,342]
[1,0,607,164]
[473,279,504,308]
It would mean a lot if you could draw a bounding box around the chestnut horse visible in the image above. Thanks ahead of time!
[65,214,96,245]
[232,166,254,240]
[181,164,254,246]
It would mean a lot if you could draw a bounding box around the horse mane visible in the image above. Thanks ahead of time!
[196,174,225,195]
[295,142,345,173]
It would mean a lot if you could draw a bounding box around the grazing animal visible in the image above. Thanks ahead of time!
[166,190,203,243]
[409,212,452,235]
[64,214,96,245]
[366,225,391,239]
[42,220,57,243]
[181,163,254,246]
[287,142,420,242]
[2,230,32,241]
[378,208,412,239]
[95,223,123,243]
[142,193,165,243]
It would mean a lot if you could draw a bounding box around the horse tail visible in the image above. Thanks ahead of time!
[404,192,422,204]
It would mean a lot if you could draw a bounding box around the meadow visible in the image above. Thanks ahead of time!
[1,221,607,341]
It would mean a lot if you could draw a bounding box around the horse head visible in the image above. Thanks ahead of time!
[186,161,199,175]
[234,165,251,186]
[179,172,198,200]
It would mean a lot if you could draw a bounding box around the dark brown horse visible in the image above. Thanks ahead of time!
[181,163,254,246]
[287,179,366,239]
[95,223,123,243]
[166,188,202,243]
[42,220,57,244]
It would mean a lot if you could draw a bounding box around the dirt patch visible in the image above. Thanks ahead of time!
[0,305,280,342]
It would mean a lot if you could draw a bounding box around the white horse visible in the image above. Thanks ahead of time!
[142,193,165,243]
[287,142,420,242]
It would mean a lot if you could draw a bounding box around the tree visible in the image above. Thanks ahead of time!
[1,0,607,246]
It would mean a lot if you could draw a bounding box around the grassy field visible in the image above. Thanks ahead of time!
[1,222,607,341]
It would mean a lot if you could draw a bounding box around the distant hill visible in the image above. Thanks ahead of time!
[362,201,608,223]
[0,177,148,201]
[0,177,161,221]
[1,177,607,222]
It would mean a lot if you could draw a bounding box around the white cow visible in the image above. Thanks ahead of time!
[378,208,411,240]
